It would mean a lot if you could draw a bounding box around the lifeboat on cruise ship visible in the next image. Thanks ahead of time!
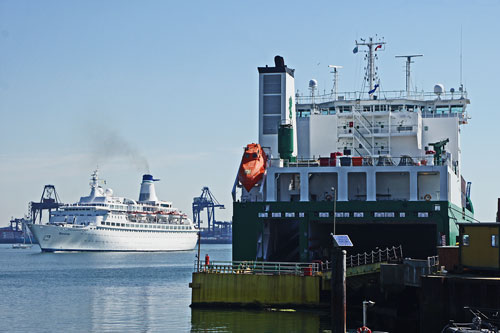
[238,143,268,192]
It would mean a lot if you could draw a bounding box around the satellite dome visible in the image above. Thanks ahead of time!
[309,79,318,88]
[105,188,113,197]
[434,84,445,95]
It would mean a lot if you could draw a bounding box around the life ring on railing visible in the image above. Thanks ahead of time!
[424,194,432,201]
[357,326,371,333]
[325,194,333,201]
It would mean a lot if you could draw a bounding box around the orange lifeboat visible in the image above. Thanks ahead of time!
[238,143,268,192]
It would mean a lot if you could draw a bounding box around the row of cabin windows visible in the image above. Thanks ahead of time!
[99,227,189,233]
[100,221,190,230]
[297,105,464,117]
[462,234,499,247]
[264,211,432,218]
[314,211,430,218]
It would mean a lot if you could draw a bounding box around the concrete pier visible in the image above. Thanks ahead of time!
[190,272,320,308]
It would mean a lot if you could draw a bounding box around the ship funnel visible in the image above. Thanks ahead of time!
[139,174,159,202]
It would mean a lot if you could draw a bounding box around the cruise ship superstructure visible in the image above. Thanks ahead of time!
[29,171,198,252]
[232,38,475,262]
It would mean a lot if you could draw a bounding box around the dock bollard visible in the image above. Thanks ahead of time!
[331,247,346,333]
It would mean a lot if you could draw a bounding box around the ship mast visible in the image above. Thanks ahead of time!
[395,54,423,96]
[328,65,343,101]
[354,36,385,98]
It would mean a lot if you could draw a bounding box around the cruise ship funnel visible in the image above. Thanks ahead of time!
[139,174,159,202]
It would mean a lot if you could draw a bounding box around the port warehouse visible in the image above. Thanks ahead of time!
[232,200,473,262]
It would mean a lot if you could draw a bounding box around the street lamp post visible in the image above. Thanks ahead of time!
[363,300,375,327]
[331,187,337,235]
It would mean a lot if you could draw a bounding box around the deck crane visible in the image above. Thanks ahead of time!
[192,187,225,231]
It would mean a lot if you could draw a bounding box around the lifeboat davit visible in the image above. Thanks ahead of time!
[238,143,268,192]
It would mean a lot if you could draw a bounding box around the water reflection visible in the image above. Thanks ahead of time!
[191,308,329,332]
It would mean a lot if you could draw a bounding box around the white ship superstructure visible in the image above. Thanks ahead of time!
[29,171,198,252]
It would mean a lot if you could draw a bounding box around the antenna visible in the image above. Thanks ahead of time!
[328,65,343,101]
[354,36,385,99]
[460,26,463,94]
[309,79,318,110]
[395,55,423,96]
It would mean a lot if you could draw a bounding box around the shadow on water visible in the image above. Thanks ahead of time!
[191,308,331,333]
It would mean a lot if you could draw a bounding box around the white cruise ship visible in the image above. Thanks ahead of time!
[29,170,198,252]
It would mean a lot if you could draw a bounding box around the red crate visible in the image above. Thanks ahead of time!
[352,157,363,166]
[319,157,330,166]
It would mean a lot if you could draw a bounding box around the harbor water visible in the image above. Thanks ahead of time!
[0,244,328,332]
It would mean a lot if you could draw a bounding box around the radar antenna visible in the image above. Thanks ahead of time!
[328,65,343,101]
[395,54,423,96]
[354,36,385,99]
[309,79,318,110]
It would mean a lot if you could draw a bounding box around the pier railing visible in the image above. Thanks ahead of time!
[320,245,403,271]
[348,245,403,268]
[194,246,403,276]
[194,260,320,276]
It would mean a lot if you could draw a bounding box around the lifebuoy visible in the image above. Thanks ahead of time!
[357,326,371,333]
[325,194,333,201]
[424,194,432,201]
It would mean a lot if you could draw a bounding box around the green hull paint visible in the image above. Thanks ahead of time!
[232,201,474,262]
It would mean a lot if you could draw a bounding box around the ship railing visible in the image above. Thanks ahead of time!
[194,260,320,276]
[272,155,451,168]
[320,245,403,271]
[296,90,467,104]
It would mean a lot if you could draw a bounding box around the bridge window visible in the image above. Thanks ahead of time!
[339,106,351,113]
[436,106,449,114]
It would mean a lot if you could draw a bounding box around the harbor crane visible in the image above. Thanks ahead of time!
[29,185,63,224]
[192,187,226,231]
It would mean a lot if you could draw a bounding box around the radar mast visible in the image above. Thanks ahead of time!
[328,65,343,101]
[395,54,423,96]
[354,36,385,98]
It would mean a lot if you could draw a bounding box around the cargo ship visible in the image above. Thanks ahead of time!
[29,170,198,252]
[0,217,35,244]
[231,37,475,262]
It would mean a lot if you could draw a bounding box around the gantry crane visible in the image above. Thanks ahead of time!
[29,185,63,224]
[192,187,226,231]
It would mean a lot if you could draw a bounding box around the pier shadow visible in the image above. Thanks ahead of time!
[191,308,329,332]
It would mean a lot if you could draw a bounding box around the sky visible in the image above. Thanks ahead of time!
[1,0,500,227]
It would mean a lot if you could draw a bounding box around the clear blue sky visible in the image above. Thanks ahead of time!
[1,0,499,226]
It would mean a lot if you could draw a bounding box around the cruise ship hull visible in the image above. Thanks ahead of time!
[29,224,198,252]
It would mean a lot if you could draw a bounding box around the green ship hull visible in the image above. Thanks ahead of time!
[232,201,474,262]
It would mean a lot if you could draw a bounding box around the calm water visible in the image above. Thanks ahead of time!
[0,244,327,332]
